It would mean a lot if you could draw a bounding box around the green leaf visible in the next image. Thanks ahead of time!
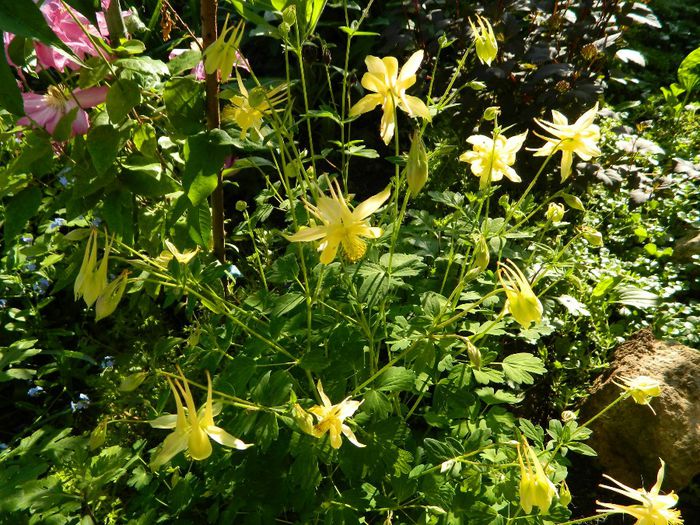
[187,200,212,248]
[183,130,234,205]
[0,32,23,116]
[87,125,122,174]
[3,187,42,247]
[164,77,205,135]
[271,292,305,316]
[379,253,426,277]
[339,25,379,37]
[376,366,415,393]
[106,78,141,123]
[167,48,202,76]
[678,47,700,93]
[475,387,524,405]
[614,286,658,309]
[557,295,591,317]
[0,1,64,47]
[567,441,598,456]
[501,353,546,385]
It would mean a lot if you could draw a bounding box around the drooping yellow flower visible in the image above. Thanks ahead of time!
[497,260,543,328]
[597,459,683,525]
[349,50,431,145]
[459,130,528,188]
[533,103,601,181]
[285,180,391,264]
[74,229,112,308]
[222,71,287,140]
[306,381,364,449]
[203,17,245,82]
[469,15,498,66]
[518,437,558,514]
[149,368,251,469]
[95,270,129,322]
[615,375,662,413]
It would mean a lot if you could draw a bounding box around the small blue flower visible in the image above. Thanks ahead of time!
[225,264,243,279]
[28,386,45,398]
[100,356,115,369]
[32,278,50,294]
[0,299,7,309]
[24,262,37,272]
[91,217,103,227]
[70,393,90,412]
[0,443,8,451]
[21,235,33,244]
[48,218,67,231]
[58,175,71,187]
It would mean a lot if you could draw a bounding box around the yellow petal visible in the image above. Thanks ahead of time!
[187,424,213,460]
[353,186,391,220]
[206,425,252,450]
[349,93,384,117]
[400,94,431,120]
[150,430,189,470]
[398,49,424,86]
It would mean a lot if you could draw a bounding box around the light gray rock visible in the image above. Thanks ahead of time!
[673,230,700,262]
[581,329,700,489]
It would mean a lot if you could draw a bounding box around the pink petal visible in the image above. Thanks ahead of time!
[73,86,108,108]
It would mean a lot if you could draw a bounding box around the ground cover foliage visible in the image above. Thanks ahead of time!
[0,0,698,523]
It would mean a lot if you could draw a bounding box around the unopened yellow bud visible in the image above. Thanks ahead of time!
[406,131,429,197]
[466,340,482,369]
[89,420,108,450]
[559,480,572,506]
[473,233,490,274]
[581,226,604,247]
[546,202,565,222]
[118,371,148,392]
[483,106,501,121]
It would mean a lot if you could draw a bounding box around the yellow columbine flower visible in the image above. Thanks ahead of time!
[597,459,683,525]
[533,103,601,181]
[518,437,558,514]
[74,229,112,308]
[286,180,391,264]
[615,375,662,413]
[149,368,251,469]
[497,260,543,328]
[459,130,528,189]
[222,71,287,140]
[95,270,129,322]
[203,17,245,82]
[306,381,364,449]
[469,15,498,66]
[349,50,431,145]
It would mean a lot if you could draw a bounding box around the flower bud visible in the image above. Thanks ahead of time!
[559,480,572,507]
[483,106,501,121]
[466,340,482,370]
[581,226,604,247]
[473,233,490,274]
[406,131,429,197]
[235,200,248,212]
[546,202,565,222]
[89,420,108,450]
[561,410,577,423]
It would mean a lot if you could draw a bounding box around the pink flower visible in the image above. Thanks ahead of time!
[18,85,108,137]
[35,0,105,71]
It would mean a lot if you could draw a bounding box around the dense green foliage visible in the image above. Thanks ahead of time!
[0,1,698,524]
